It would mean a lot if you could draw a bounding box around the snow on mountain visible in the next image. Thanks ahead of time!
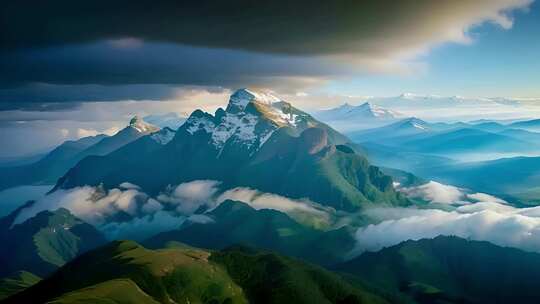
[183,88,308,151]
[313,102,401,132]
[316,102,400,121]
[150,127,176,145]
[128,116,160,133]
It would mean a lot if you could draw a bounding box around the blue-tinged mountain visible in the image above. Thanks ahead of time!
[0,207,107,278]
[508,118,540,132]
[348,117,433,144]
[0,135,106,190]
[336,236,540,304]
[399,128,539,156]
[313,102,401,132]
[0,117,161,191]
[419,156,540,205]
[56,89,408,211]
[4,240,390,304]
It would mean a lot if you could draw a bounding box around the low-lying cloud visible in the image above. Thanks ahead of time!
[353,183,540,256]
[396,180,508,205]
[12,180,331,239]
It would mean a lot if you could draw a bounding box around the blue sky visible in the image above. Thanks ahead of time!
[325,0,540,98]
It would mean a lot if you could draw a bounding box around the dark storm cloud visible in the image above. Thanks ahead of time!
[0,0,530,56]
[0,42,335,87]
[0,0,531,107]
[0,42,338,107]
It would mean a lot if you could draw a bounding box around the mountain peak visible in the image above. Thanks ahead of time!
[128,116,160,133]
[227,88,281,113]
[400,117,430,130]
[338,102,355,110]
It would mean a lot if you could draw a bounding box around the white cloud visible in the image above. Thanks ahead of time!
[467,192,508,204]
[352,201,540,257]
[119,182,141,190]
[217,187,324,215]
[76,128,99,138]
[157,180,221,214]
[13,185,165,227]
[399,181,467,204]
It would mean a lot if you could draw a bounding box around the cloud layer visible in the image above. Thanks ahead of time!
[352,181,540,256]
[1,0,532,103]
[2,0,530,56]
[11,180,331,239]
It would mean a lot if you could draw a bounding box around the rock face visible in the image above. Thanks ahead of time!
[55,89,408,211]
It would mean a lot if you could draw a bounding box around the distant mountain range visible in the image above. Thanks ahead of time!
[313,102,401,131]
[418,155,540,205]
[0,117,164,191]
[349,116,540,159]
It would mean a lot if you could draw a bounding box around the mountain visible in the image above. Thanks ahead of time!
[74,116,159,158]
[0,271,41,301]
[419,156,540,205]
[360,142,456,173]
[313,102,401,131]
[365,94,520,109]
[0,116,161,191]
[4,240,390,304]
[336,236,540,304]
[497,128,540,142]
[508,118,540,132]
[468,121,506,132]
[348,117,432,143]
[144,112,187,130]
[55,89,408,211]
[0,134,107,190]
[0,208,107,278]
[399,128,538,156]
[145,200,356,266]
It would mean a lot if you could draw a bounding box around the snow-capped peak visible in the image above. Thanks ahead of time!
[183,90,309,153]
[315,102,399,122]
[227,88,282,112]
[129,116,160,133]
[400,117,430,130]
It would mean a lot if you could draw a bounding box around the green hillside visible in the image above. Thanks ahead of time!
[145,200,356,266]
[336,236,540,304]
[0,271,41,300]
[0,208,107,278]
[4,240,389,304]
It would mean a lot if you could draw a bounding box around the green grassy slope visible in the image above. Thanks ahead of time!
[0,271,41,300]
[4,241,390,304]
[4,240,247,304]
[211,246,390,304]
[0,208,107,278]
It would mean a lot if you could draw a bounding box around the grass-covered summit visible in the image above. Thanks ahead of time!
[4,240,389,304]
